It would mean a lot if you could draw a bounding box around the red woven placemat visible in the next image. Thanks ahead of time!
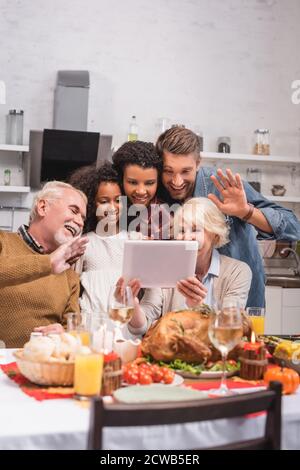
[0,362,74,401]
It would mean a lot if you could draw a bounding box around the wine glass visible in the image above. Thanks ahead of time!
[208,300,243,396]
[107,284,135,347]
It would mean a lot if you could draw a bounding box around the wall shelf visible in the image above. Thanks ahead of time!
[0,144,30,188]
[0,144,29,152]
[265,195,300,203]
[0,186,30,193]
[201,151,300,165]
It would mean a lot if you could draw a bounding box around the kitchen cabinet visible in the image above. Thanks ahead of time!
[0,207,30,231]
[0,144,30,191]
[265,286,282,334]
[11,208,30,231]
[282,289,300,334]
[265,286,300,334]
[0,145,31,231]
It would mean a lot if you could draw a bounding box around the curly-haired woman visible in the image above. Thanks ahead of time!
[112,141,172,239]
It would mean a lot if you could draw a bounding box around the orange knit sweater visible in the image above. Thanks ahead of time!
[0,231,80,348]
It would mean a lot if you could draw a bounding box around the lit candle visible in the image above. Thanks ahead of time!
[240,331,267,380]
[243,331,261,352]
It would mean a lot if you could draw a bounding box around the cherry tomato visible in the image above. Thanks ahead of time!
[138,367,150,379]
[126,363,139,375]
[122,368,129,382]
[148,364,158,376]
[162,368,175,384]
[126,370,139,385]
[160,367,171,376]
[139,362,152,373]
[227,360,237,366]
[152,367,164,383]
[139,372,153,385]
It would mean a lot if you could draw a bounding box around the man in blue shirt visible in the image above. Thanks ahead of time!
[156,126,300,308]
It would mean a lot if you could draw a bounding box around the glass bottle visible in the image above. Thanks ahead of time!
[246,167,262,193]
[191,125,204,151]
[197,131,204,152]
[128,115,138,142]
[253,129,270,156]
[0,80,6,104]
[6,109,24,145]
[157,117,171,134]
[217,136,231,153]
[4,169,11,186]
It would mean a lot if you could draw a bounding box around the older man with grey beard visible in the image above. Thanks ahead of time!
[0,181,89,348]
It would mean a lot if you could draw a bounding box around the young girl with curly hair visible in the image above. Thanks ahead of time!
[69,162,139,331]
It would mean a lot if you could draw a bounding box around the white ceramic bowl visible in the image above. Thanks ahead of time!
[113,338,141,364]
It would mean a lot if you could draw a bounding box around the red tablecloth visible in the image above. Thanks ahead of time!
[186,376,265,391]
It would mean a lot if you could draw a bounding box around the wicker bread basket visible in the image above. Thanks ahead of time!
[13,350,74,386]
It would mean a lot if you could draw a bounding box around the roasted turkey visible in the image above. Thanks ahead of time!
[141,306,252,363]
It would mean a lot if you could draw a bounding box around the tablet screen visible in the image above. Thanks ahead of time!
[122,240,198,288]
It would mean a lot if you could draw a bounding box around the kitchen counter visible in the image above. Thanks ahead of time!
[266,274,300,288]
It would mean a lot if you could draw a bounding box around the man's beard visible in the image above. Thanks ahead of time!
[166,182,195,203]
[53,228,74,246]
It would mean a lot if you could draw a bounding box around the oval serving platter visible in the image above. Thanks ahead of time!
[113,384,208,404]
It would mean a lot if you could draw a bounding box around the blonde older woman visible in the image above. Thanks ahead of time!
[128,197,252,336]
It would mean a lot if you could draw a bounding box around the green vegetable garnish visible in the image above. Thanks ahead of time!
[145,355,240,375]
[159,359,204,375]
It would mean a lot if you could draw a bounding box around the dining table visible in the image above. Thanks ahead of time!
[0,349,300,450]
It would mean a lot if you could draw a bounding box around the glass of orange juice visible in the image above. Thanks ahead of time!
[246,307,265,336]
[74,351,104,400]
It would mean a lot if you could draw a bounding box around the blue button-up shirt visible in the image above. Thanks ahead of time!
[201,249,220,308]
[193,167,300,307]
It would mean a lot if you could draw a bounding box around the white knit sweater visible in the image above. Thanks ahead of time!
[75,230,136,341]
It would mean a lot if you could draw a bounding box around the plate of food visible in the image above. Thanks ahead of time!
[271,339,300,374]
[262,335,300,369]
[139,305,250,378]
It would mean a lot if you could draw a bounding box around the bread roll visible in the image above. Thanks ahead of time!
[23,336,55,362]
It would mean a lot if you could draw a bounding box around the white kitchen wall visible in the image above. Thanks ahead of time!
[0,0,300,151]
[0,0,300,219]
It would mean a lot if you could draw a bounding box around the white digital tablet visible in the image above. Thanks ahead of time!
[122,240,198,288]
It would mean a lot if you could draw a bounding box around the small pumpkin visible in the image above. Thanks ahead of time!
[264,365,299,395]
